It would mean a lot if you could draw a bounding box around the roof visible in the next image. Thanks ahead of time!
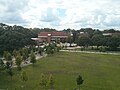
[52,31,68,36]
[31,38,39,40]
[103,33,112,36]
[38,31,68,36]
[38,32,51,36]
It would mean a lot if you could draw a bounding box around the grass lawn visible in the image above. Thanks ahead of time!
[0,52,120,90]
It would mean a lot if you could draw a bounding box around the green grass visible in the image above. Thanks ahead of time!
[0,52,120,90]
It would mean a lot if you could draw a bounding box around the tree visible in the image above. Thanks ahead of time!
[106,37,120,50]
[93,29,102,35]
[72,31,79,43]
[3,51,8,60]
[92,35,103,48]
[45,43,58,55]
[22,53,27,62]
[77,36,91,48]
[47,74,54,90]
[12,49,17,58]
[6,52,12,61]
[80,28,94,38]
[45,45,54,55]
[15,54,22,70]
[32,45,36,52]
[5,52,12,69]
[0,23,35,54]
[7,68,14,79]
[21,71,28,82]
[55,46,60,52]
[6,62,11,69]
[21,71,28,89]
[38,47,44,56]
[30,51,36,64]
[21,48,29,61]
[103,29,116,33]
[19,49,23,56]
[67,32,73,46]
[76,75,84,90]
[0,58,5,71]
[24,48,29,60]
[39,73,47,89]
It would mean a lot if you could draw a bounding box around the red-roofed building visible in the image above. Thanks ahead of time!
[38,31,68,43]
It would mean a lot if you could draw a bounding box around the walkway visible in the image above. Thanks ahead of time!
[12,54,47,68]
[60,50,120,55]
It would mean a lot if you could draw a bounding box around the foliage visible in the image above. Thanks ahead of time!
[76,75,84,90]
[22,48,29,61]
[5,62,11,69]
[77,36,91,47]
[47,74,54,90]
[45,43,60,55]
[15,54,22,70]
[99,46,106,52]
[92,35,103,48]
[6,52,12,61]
[28,46,36,53]
[12,49,17,58]
[21,71,28,82]
[7,68,14,79]
[5,52,12,69]
[64,28,120,51]
[38,47,44,56]
[3,51,8,59]
[39,73,47,89]
[56,46,60,52]
[1,23,120,56]
[30,51,36,64]
[0,59,5,71]
[0,23,35,54]
[45,44,54,54]
[0,52,120,90]
[106,37,120,50]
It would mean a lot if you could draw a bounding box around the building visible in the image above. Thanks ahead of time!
[103,33,112,36]
[38,31,68,43]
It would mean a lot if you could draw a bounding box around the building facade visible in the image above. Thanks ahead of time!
[38,31,68,43]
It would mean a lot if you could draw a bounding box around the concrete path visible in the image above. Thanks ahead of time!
[60,50,120,55]
[12,54,47,68]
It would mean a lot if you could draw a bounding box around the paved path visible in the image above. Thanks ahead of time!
[60,50,120,55]
[5,50,120,68]
[12,54,47,68]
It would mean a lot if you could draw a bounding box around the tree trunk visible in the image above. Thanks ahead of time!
[79,85,80,90]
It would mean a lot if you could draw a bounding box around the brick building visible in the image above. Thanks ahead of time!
[38,31,68,43]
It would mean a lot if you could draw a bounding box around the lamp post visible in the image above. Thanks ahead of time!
[70,33,73,47]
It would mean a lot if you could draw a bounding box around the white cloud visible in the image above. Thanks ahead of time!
[0,0,120,30]
[0,0,29,26]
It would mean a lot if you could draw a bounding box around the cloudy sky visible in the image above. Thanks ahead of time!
[0,0,120,30]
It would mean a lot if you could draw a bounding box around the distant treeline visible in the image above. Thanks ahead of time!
[64,28,120,51]
[0,23,120,54]
[0,23,34,54]
[0,23,57,54]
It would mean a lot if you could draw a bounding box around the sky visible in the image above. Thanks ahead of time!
[0,0,120,30]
